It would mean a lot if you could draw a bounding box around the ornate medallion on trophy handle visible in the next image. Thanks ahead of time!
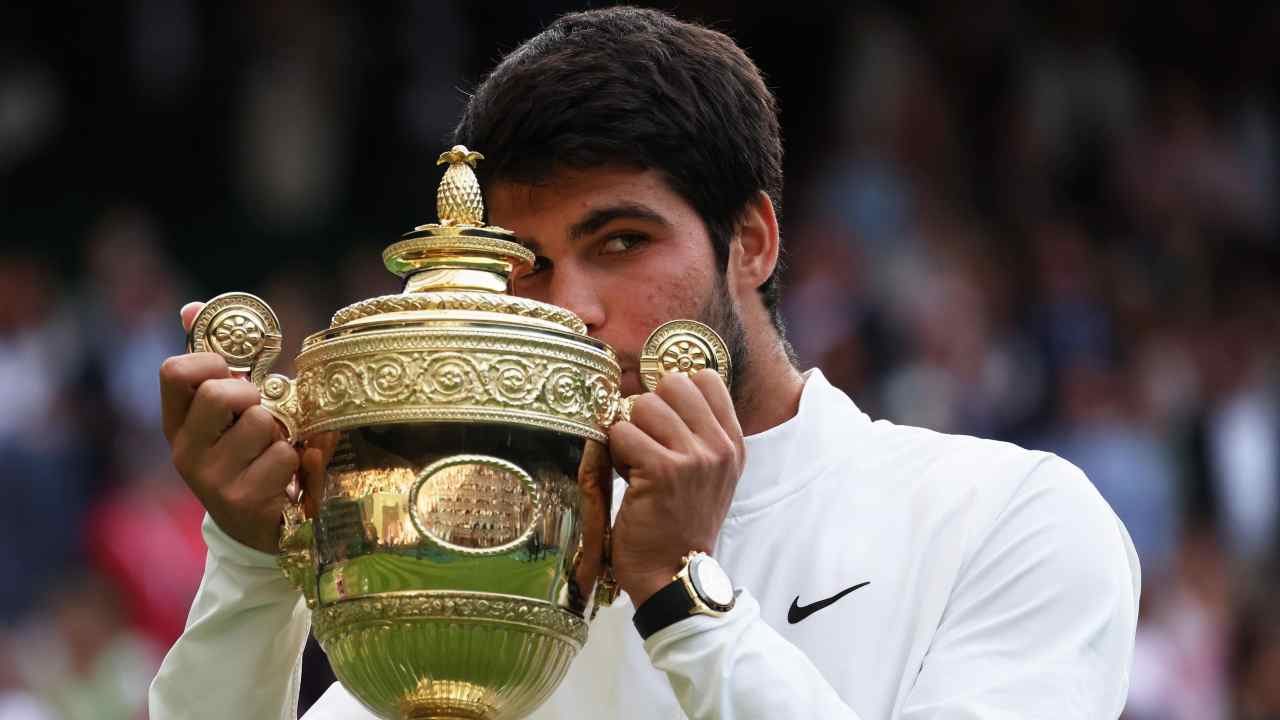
[187,291,300,442]
[188,292,282,379]
[408,454,541,556]
[638,319,732,392]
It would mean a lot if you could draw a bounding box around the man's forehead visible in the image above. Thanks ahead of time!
[489,166,667,209]
[487,167,687,248]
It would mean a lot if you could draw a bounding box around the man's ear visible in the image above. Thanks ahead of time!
[728,190,780,295]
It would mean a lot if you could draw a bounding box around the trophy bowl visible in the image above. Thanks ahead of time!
[187,147,730,720]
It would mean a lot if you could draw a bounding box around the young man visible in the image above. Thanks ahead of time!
[151,7,1140,719]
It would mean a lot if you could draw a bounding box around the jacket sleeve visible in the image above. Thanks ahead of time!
[149,514,312,720]
[645,590,866,719]
[645,456,1141,719]
[898,457,1141,718]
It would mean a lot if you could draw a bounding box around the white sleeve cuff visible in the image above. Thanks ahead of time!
[641,587,758,656]
[201,513,282,569]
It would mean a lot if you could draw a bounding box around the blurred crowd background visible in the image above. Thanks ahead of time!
[2,1,1278,718]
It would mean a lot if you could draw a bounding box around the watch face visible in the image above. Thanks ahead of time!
[690,555,735,609]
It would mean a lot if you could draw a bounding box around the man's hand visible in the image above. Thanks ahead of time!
[607,369,745,608]
[159,301,298,553]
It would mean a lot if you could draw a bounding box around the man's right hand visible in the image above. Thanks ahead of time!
[159,301,299,553]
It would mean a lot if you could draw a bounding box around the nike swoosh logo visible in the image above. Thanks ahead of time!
[787,582,870,624]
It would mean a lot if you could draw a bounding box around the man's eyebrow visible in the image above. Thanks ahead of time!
[568,203,671,242]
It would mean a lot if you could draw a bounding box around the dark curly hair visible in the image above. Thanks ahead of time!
[453,6,786,331]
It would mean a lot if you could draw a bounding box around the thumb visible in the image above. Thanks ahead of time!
[180,301,205,334]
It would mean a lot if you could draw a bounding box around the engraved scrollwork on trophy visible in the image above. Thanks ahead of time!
[295,366,320,424]
[421,352,486,404]
[486,356,546,406]
[312,592,589,646]
[331,292,589,334]
[585,374,621,427]
[543,365,586,416]
[319,360,365,411]
[363,353,417,403]
[291,333,620,441]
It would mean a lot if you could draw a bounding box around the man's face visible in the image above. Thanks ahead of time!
[488,166,742,398]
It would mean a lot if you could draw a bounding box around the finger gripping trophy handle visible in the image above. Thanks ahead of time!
[188,292,300,441]
[594,319,733,611]
[188,292,314,604]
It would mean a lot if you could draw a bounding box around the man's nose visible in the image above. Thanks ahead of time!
[547,266,605,334]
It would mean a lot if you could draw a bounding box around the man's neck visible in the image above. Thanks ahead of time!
[734,328,805,437]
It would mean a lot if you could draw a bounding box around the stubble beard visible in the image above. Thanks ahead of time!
[694,272,750,407]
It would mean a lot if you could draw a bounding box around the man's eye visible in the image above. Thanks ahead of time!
[599,234,646,254]
[521,256,552,278]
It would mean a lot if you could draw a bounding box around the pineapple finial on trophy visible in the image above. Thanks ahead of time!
[436,145,486,226]
[381,145,533,294]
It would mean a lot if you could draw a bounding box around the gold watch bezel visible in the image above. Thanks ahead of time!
[675,551,735,616]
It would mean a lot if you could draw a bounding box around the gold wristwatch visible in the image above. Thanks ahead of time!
[632,551,736,639]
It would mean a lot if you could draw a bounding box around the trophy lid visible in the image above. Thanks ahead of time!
[283,148,621,442]
[317,146,589,338]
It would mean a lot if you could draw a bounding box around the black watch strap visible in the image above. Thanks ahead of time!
[633,579,694,639]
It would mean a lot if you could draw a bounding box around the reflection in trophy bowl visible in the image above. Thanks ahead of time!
[295,423,612,719]
[285,423,610,719]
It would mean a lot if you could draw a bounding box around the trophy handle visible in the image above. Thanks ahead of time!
[638,319,732,394]
[187,292,301,441]
[609,318,732,426]
[279,501,317,608]
[188,292,315,606]
[593,319,733,612]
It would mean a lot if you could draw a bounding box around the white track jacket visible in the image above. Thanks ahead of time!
[150,370,1141,719]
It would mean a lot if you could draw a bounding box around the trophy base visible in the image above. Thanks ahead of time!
[315,592,587,720]
[400,680,493,720]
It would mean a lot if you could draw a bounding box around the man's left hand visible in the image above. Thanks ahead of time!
[607,368,745,608]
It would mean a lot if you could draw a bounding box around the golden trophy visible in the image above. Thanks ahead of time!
[187,147,730,719]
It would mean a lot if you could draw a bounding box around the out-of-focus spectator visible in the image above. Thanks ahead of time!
[12,573,159,720]
[82,206,187,478]
[85,470,206,650]
[0,632,56,720]
[1231,589,1280,720]
[1042,363,1182,580]
[0,252,87,622]
[1208,381,1279,565]
[1126,527,1235,720]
